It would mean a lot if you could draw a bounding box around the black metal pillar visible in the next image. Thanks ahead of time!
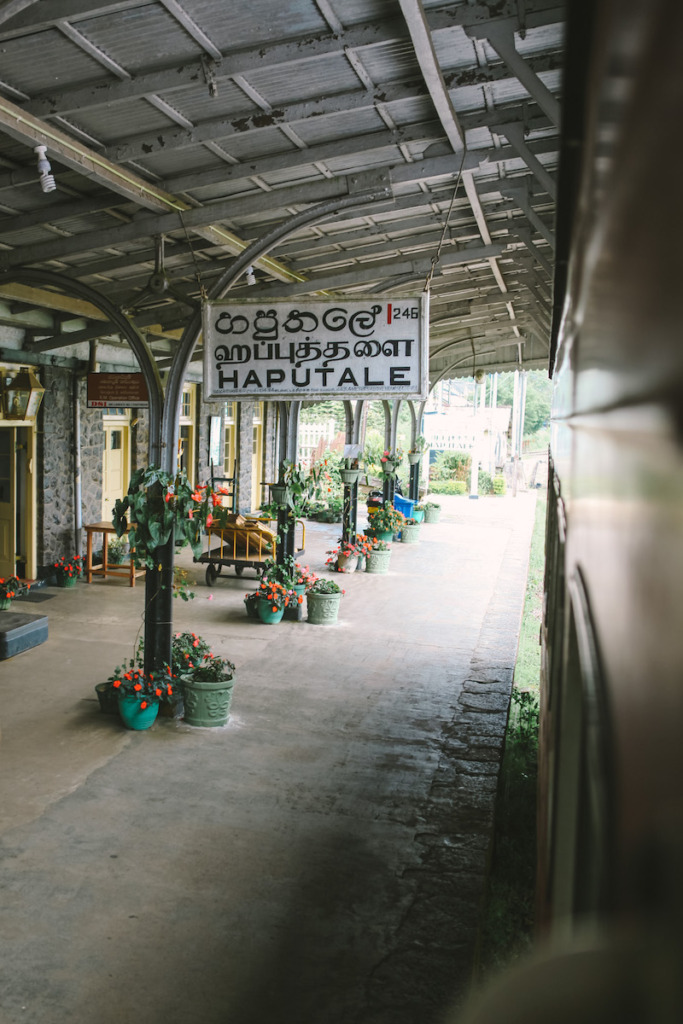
[409,461,420,501]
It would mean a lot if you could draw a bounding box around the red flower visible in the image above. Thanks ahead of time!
[155,689,162,697]
[133,683,142,692]
[140,701,148,709]
[113,680,121,688]
[271,605,277,613]
[206,513,213,528]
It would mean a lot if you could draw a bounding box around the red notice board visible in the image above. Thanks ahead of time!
[87,373,149,408]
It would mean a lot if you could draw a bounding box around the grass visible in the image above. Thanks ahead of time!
[476,489,547,982]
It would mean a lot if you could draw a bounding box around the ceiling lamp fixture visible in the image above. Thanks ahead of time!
[34,145,56,193]
[245,266,256,286]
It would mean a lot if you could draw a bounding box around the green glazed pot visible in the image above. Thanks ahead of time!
[365,549,391,574]
[57,575,78,588]
[118,694,159,731]
[307,591,342,625]
[370,528,394,543]
[181,674,235,727]
[0,597,11,610]
[257,598,285,624]
[412,508,425,523]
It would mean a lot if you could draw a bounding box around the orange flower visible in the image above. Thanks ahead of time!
[297,595,303,604]
[112,679,121,688]
[206,513,213,528]
[272,605,277,613]
[134,683,142,692]
[140,701,148,709]
[168,686,173,695]
[155,689,162,697]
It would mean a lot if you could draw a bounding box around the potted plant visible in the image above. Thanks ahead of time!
[407,436,429,464]
[423,501,441,524]
[0,575,22,610]
[112,466,230,569]
[325,538,360,574]
[306,577,345,625]
[53,554,83,587]
[401,516,421,544]
[379,447,403,480]
[367,501,406,542]
[365,537,392,575]
[106,535,129,565]
[339,456,363,486]
[255,578,292,624]
[413,502,426,523]
[353,533,373,571]
[179,647,236,728]
[108,659,175,730]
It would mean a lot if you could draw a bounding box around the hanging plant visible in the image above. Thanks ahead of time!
[112,465,230,570]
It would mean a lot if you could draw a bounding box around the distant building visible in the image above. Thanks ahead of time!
[423,406,512,472]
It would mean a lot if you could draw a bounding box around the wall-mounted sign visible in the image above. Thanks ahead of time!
[87,372,149,408]
[203,296,429,400]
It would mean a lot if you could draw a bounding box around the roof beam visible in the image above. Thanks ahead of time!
[466,22,562,128]
[398,0,465,153]
[0,94,307,283]
[236,243,505,298]
[12,5,563,115]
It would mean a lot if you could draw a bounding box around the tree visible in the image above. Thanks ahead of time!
[494,371,551,436]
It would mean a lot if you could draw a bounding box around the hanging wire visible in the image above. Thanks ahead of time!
[178,211,209,301]
[423,145,468,294]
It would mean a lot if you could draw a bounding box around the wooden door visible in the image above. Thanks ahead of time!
[102,422,129,520]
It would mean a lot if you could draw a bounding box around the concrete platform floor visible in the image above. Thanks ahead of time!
[0,493,537,1024]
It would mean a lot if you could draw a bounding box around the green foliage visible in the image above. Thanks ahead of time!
[429,479,467,495]
[298,400,345,431]
[495,370,552,437]
[493,474,507,495]
[367,501,406,533]
[112,466,204,568]
[309,577,345,595]
[431,449,471,481]
[478,470,494,494]
[478,492,546,980]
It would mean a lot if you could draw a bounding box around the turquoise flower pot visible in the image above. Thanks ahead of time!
[117,694,159,730]
[257,598,285,624]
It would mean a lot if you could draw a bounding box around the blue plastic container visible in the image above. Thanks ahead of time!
[393,494,415,518]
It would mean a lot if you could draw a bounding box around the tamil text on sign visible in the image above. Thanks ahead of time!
[203,297,428,400]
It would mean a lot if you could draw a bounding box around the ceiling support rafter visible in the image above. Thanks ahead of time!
[398,0,521,338]
[515,227,553,276]
[500,182,555,247]
[0,94,306,284]
[466,22,561,128]
[497,121,556,200]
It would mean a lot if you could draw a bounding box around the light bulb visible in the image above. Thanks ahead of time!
[34,145,56,193]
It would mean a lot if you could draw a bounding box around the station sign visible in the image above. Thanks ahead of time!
[203,296,429,400]
[87,372,149,408]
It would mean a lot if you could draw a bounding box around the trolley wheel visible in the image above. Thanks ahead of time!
[235,565,244,576]
[205,563,218,586]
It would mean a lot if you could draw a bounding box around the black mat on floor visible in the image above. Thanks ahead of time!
[17,592,55,604]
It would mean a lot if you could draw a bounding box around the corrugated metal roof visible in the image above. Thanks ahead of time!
[0,0,566,378]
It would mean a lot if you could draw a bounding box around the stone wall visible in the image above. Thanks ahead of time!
[78,378,104,529]
[39,366,75,566]
[237,399,254,512]
[197,388,225,483]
